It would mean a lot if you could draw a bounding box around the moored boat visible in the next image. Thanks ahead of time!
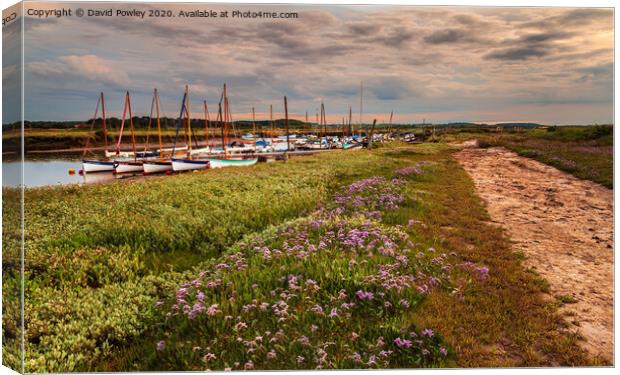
[143,160,173,174]
[82,159,115,173]
[171,158,210,172]
[207,157,258,169]
[114,160,144,174]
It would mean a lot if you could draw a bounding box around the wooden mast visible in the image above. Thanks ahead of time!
[222,83,228,158]
[204,100,210,149]
[284,96,290,151]
[359,81,363,136]
[269,104,274,145]
[218,102,225,157]
[348,106,352,137]
[144,89,156,153]
[101,92,108,156]
[252,106,256,146]
[127,92,136,162]
[115,92,129,156]
[81,94,101,158]
[155,89,163,159]
[185,85,192,158]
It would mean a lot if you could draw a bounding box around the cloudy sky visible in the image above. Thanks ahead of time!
[3,2,614,124]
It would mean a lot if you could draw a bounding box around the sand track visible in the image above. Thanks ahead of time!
[454,146,613,363]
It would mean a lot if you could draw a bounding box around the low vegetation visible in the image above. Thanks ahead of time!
[2,143,592,372]
[441,125,613,188]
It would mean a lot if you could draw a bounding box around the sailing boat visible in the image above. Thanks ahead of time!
[114,91,144,173]
[82,92,116,173]
[171,86,211,172]
[143,88,174,174]
[206,84,258,168]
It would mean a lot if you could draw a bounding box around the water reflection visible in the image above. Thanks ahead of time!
[2,160,119,188]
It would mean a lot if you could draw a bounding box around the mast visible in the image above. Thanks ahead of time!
[284,96,290,151]
[185,85,192,158]
[348,106,352,137]
[127,92,136,162]
[218,102,225,157]
[204,100,210,149]
[252,106,256,146]
[223,83,228,158]
[171,89,188,157]
[81,94,101,158]
[155,89,162,159]
[269,104,274,145]
[144,89,156,153]
[359,81,363,136]
[101,92,108,155]
[115,91,129,156]
[388,110,393,135]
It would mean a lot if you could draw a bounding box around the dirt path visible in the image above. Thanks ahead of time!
[454,146,613,363]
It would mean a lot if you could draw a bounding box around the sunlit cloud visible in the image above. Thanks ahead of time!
[3,2,613,124]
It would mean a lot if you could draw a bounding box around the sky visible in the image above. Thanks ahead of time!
[2,2,614,124]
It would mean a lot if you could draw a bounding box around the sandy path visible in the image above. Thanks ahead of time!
[454,146,613,362]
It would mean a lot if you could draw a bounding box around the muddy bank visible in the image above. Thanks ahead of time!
[454,146,613,363]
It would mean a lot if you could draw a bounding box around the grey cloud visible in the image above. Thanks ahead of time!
[521,31,574,43]
[424,29,463,44]
[484,46,548,61]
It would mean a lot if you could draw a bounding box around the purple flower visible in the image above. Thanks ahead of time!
[355,290,374,301]
[394,337,412,348]
[156,340,165,351]
[440,347,448,356]
[421,328,434,337]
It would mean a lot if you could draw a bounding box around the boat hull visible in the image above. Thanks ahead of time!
[82,160,115,173]
[171,158,210,172]
[207,158,258,169]
[114,161,144,174]
[143,160,173,174]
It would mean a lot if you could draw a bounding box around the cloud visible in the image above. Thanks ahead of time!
[27,55,129,86]
[16,3,614,125]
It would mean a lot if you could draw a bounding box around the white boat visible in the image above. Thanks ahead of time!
[207,158,258,169]
[143,160,173,174]
[82,159,115,173]
[171,158,210,172]
[105,145,188,159]
[114,160,144,174]
[189,146,211,156]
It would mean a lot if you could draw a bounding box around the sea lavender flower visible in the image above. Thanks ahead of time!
[204,353,217,362]
[367,355,378,366]
[206,304,219,316]
[394,337,412,348]
[267,350,277,360]
[328,307,338,318]
[440,347,448,356]
[311,304,324,315]
[355,290,374,301]
[297,356,305,364]
[156,340,165,351]
[421,328,434,337]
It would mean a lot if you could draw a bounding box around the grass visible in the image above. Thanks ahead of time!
[440,126,613,189]
[2,142,595,372]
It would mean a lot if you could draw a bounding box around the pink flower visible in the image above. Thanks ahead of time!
[206,304,219,316]
[394,337,412,348]
[421,328,434,337]
[156,340,165,351]
[267,350,277,359]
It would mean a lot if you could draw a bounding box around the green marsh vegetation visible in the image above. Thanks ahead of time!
[2,143,593,372]
[442,125,613,189]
